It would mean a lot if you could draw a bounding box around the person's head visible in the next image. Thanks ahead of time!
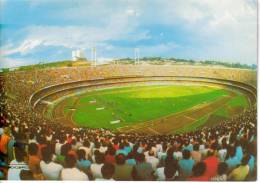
[192,162,206,177]
[65,154,77,168]
[101,163,115,180]
[148,150,155,157]
[14,147,26,162]
[241,155,250,166]
[28,143,38,156]
[95,152,105,164]
[77,149,86,161]
[41,146,53,164]
[193,144,199,151]
[115,154,126,165]
[83,140,90,148]
[217,162,228,175]
[135,153,145,163]
[182,149,191,160]
[20,170,34,180]
[60,143,71,156]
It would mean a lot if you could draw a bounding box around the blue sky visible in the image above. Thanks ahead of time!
[0,0,257,68]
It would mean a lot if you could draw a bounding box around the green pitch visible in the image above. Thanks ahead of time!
[59,85,248,130]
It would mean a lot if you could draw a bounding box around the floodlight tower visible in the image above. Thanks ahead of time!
[134,48,140,64]
[91,46,97,66]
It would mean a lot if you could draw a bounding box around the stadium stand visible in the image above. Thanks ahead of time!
[0,65,257,181]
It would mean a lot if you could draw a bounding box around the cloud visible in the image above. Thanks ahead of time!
[1,39,43,56]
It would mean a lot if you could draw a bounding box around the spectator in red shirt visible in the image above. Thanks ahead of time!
[203,149,219,179]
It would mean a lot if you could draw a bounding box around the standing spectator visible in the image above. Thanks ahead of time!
[203,150,219,179]
[191,143,202,163]
[113,154,133,180]
[146,150,159,170]
[61,154,89,180]
[0,127,11,162]
[28,143,42,179]
[95,163,115,181]
[90,152,105,179]
[211,162,228,181]
[40,146,63,180]
[178,149,195,178]
[187,162,209,181]
[225,146,240,171]
[228,155,250,181]
[76,149,91,172]
[7,147,29,180]
[132,153,154,181]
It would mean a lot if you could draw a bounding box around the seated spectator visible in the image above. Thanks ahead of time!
[40,146,63,180]
[187,162,209,181]
[90,152,105,179]
[95,163,115,181]
[61,154,89,180]
[7,147,29,180]
[113,154,133,180]
[76,149,91,172]
[132,153,154,181]
[228,155,250,181]
[211,162,228,181]
[178,149,195,178]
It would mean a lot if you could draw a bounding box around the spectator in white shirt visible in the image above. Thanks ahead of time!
[90,152,105,179]
[8,147,29,180]
[61,154,89,180]
[40,146,63,180]
[146,150,159,170]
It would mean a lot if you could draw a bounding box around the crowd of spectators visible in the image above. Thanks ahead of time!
[0,65,257,181]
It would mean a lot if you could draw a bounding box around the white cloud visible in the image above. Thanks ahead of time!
[1,39,43,56]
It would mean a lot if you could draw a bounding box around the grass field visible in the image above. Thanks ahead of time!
[55,84,248,131]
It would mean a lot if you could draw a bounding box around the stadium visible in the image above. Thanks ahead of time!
[0,62,257,181]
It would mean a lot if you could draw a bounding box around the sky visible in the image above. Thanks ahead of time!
[0,0,257,68]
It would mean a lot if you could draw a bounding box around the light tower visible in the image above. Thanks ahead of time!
[134,48,140,64]
[91,46,97,66]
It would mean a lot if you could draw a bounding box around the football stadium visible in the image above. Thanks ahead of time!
[0,0,257,181]
[0,62,257,181]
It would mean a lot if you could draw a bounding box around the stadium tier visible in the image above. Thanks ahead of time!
[0,64,257,181]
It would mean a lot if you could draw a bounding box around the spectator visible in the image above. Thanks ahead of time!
[146,150,159,170]
[228,155,250,181]
[191,143,201,163]
[187,162,209,181]
[211,162,228,181]
[203,150,219,179]
[132,153,154,181]
[61,154,89,180]
[178,149,195,178]
[113,154,133,180]
[7,147,29,180]
[96,163,115,181]
[90,152,105,179]
[28,143,42,179]
[76,149,91,172]
[40,146,63,180]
